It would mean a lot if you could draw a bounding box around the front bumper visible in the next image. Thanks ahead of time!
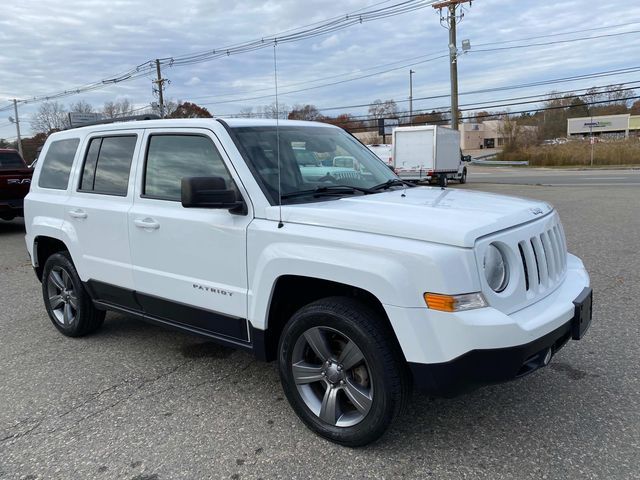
[383,253,591,396]
[408,298,589,396]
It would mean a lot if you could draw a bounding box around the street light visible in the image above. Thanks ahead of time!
[409,70,415,125]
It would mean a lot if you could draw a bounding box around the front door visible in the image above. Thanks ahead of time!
[128,128,251,342]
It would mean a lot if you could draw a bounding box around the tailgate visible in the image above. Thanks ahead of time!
[0,169,33,201]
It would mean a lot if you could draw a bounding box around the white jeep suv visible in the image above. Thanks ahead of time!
[24,118,592,446]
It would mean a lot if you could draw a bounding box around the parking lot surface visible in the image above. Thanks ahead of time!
[1,177,639,479]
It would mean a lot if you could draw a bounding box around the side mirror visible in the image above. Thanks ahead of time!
[181,176,246,214]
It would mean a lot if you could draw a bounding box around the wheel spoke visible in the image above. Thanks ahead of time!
[50,270,65,291]
[63,302,73,325]
[49,294,64,310]
[61,269,72,289]
[338,340,364,370]
[304,328,333,362]
[319,385,339,425]
[67,293,79,310]
[343,378,373,415]
[292,362,325,385]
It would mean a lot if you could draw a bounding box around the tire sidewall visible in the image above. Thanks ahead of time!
[278,304,396,446]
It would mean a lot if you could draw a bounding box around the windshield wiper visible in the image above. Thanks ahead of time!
[369,179,415,191]
[280,185,371,200]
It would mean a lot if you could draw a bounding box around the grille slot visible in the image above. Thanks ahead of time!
[516,221,567,293]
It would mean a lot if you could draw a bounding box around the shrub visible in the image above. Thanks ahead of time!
[497,138,640,166]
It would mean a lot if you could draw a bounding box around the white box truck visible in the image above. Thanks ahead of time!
[366,144,393,166]
[392,125,468,185]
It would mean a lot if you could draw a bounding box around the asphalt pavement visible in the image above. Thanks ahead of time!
[0,174,639,479]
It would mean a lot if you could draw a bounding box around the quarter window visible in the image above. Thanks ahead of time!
[144,135,235,201]
[79,136,137,196]
[38,138,80,190]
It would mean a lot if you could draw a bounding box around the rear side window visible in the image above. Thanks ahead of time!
[144,135,234,201]
[38,139,80,190]
[79,135,137,196]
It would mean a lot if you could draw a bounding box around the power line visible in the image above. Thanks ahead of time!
[222,81,640,124]
[343,94,640,132]
[0,0,438,112]
[312,66,640,112]
[191,31,640,108]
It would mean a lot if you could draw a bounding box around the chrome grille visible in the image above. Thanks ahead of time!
[518,222,567,291]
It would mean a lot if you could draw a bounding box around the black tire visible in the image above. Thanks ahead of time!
[41,252,105,337]
[460,167,467,184]
[278,297,410,447]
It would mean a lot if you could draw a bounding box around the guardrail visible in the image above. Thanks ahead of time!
[471,157,529,166]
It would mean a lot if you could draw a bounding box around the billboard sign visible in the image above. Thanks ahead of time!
[378,118,399,136]
[567,115,629,135]
[68,112,103,128]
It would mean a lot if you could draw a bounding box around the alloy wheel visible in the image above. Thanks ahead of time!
[291,326,373,428]
[46,266,78,327]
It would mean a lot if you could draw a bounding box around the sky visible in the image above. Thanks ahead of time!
[1,0,640,138]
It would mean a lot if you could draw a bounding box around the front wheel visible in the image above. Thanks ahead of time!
[278,297,409,447]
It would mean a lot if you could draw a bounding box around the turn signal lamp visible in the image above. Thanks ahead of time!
[424,292,487,312]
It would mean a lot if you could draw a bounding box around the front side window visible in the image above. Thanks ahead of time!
[79,135,137,196]
[144,134,235,202]
[231,126,397,204]
[38,138,80,190]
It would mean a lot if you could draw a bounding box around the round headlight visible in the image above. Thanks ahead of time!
[483,244,508,292]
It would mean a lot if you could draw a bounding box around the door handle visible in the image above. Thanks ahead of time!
[68,209,88,219]
[134,218,160,230]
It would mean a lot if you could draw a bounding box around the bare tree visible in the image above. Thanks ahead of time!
[288,104,321,121]
[368,99,398,119]
[69,100,94,113]
[103,99,135,118]
[31,101,69,134]
[263,101,289,119]
[239,106,254,118]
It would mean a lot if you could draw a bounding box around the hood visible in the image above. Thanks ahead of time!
[268,187,553,248]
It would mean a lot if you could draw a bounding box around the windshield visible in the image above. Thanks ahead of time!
[0,151,25,169]
[231,126,398,204]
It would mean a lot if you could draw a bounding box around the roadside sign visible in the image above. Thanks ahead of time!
[378,118,399,136]
[68,112,102,127]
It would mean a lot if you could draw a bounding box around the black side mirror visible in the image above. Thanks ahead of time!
[181,176,246,214]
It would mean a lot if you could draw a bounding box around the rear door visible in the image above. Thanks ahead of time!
[65,131,141,300]
[128,128,252,342]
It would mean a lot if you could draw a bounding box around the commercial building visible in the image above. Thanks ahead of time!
[567,114,640,138]
[458,120,537,150]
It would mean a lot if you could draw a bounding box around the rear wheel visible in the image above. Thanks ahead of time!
[42,252,105,337]
[278,297,409,447]
[460,167,467,184]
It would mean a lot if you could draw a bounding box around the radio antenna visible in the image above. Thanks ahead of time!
[273,41,284,228]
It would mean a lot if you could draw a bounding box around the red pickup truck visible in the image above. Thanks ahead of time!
[0,148,33,221]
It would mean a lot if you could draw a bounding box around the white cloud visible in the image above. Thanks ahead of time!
[185,76,202,86]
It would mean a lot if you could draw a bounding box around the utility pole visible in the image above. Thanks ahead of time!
[409,69,415,125]
[12,99,23,158]
[153,59,167,118]
[433,0,472,131]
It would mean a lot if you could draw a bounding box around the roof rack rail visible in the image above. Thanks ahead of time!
[66,114,161,130]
